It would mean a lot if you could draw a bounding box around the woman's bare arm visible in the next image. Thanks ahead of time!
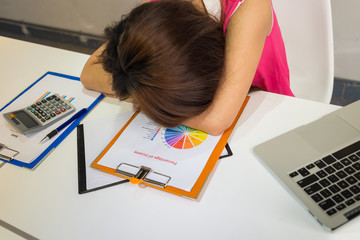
[184,0,272,135]
[80,44,116,96]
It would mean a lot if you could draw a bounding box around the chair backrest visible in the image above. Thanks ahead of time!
[272,0,334,103]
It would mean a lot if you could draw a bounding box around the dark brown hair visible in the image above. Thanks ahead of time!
[101,0,225,127]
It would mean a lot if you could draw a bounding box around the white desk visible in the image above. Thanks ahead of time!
[0,37,359,240]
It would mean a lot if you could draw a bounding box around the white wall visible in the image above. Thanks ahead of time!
[0,0,359,82]
[331,0,360,81]
[0,0,142,35]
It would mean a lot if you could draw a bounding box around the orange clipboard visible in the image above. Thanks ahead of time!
[91,96,249,199]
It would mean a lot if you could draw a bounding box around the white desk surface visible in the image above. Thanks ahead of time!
[0,36,359,240]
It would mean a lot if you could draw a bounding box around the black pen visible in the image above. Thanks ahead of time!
[40,108,87,144]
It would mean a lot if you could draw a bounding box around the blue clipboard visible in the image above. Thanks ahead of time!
[0,71,104,170]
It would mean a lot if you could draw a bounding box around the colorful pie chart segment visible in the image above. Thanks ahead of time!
[165,126,208,149]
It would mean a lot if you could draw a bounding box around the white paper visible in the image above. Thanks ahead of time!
[96,112,223,192]
[83,111,134,189]
[0,73,101,164]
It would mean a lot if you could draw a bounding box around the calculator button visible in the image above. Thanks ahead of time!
[55,110,61,115]
[41,99,47,103]
[50,113,56,117]
[46,95,55,101]
[31,104,36,108]
[65,105,72,109]
[45,116,51,120]
[41,118,46,122]
[55,97,60,101]
[36,102,42,106]
[60,108,66,112]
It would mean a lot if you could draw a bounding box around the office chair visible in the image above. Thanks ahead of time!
[272,0,334,103]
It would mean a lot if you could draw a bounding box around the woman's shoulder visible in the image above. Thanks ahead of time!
[222,0,245,12]
[220,0,246,32]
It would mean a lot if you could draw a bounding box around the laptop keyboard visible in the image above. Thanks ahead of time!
[289,140,360,216]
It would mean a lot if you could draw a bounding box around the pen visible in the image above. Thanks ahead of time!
[40,108,88,144]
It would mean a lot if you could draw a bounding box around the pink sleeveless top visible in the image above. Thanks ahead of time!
[150,0,294,96]
[222,0,294,96]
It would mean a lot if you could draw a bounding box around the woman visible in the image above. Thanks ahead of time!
[81,0,293,135]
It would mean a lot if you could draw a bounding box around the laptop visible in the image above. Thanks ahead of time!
[254,100,360,230]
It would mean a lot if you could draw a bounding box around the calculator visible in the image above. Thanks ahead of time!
[3,94,75,134]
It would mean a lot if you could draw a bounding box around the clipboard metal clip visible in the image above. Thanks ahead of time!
[116,163,171,189]
[0,143,20,161]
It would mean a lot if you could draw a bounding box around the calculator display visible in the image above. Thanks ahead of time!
[11,110,39,128]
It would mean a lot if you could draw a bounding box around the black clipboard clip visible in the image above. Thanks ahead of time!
[116,163,171,188]
[0,143,19,161]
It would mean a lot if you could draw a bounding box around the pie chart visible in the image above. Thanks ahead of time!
[165,126,208,149]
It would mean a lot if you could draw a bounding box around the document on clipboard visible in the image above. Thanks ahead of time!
[91,96,249,199]
[76,112,233,194]
[0,72,103,169]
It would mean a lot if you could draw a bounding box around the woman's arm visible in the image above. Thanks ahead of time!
[80,44,116,96]
[184,0,272,135]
